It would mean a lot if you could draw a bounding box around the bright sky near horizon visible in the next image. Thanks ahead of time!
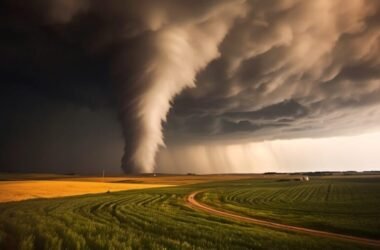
[157,131,380,173]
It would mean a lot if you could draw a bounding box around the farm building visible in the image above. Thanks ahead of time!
[301,176,310,181]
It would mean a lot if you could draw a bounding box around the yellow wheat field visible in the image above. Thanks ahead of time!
[0,174,270,203]
[0,181,172,203]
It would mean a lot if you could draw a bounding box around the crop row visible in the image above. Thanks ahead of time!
[0,180,372,249]
[199,178,380,239]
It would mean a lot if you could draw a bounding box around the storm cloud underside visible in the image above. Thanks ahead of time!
[2,0,380,173]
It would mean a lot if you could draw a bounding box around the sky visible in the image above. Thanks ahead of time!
[1,0,380,174]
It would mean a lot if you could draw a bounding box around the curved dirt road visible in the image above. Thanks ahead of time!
[187,191,380,248]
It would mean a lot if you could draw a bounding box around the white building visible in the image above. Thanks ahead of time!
[302,176,310,181]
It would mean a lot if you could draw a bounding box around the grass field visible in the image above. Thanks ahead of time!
[0,175,379,249]
[198,177,380,239]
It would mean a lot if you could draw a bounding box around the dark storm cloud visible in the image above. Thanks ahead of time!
[0,3,112,109]
[165,0,380,144]
[2,0,380,173]
[1,0,246,173]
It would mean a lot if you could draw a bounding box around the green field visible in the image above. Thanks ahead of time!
[0,177,379,249]
[198,177,380,239]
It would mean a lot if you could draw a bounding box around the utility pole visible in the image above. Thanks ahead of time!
[102,169,105,182]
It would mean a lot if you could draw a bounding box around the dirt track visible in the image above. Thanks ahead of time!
[187,191,380,248]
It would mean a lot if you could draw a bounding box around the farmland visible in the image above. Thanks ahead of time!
[0,174,258,202]
[198,177,380,239]
[0,175,379,249]
[0,181,172,203]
